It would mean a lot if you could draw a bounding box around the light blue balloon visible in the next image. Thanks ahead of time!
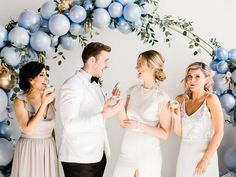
[220,93,236,112]
[18,10,41,32]
[213,74,229,95]
[40,1,57,20]
[30,31,51,52]
[0,47,21,67]
[95,0,112,8]
[108,2,123,18]
[0,138,14,166]
[115,0,135,5]
[8,27,29,48]
[60,35,79,50]
[68,5,87,23]
[0,26,8,48]
[83,0,94,10]
[215,47,228,60]
[209,60,220,71]
[0,89,8,113]
[48,14,70,36]
[92,8,111,29]
[232,86,236,97]
[132,19,142,29]
[118,17,131,34]
[0,122,11,140]
[232,70,236,83]
[216,61,228,73]
[69,23,84,36]
[45,47,55,59]
[51,36,59,47]
[123,3,141,22]
[108,21,116,30]
[228,48,236,61]
[224,147,236,171]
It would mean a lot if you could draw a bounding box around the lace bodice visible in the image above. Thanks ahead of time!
[181,99,214,141]
[126,85,170,127]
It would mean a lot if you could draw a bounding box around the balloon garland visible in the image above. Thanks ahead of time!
[0,0,236,176]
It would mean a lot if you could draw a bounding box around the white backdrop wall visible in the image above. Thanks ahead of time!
[1,0,236,177]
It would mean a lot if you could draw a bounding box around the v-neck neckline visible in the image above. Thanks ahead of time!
[184,100,206,118]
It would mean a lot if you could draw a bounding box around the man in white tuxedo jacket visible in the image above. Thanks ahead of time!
[58,42,121,177]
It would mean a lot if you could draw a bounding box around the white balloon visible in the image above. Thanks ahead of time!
[0,138,14,166]
[0,110,9,122]
[0,89,8,113]
[95,0,112,8]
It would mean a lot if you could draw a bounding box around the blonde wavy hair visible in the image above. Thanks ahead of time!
[182,61,213,98]
[138,50,166,81]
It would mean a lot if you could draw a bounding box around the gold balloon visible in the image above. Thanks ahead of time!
[0,66,17,90]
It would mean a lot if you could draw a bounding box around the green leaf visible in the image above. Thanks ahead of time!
[196,38,200,42]
[183,31,187,36]
[194,51,198,56]
[45,65,50,71]
[58,60,62,65]
[58,52,63,55]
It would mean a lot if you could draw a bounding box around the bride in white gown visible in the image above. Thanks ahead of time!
[113,50,172,177]
[172,62,224,177]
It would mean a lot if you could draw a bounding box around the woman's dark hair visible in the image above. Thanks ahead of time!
[19,61,45,92]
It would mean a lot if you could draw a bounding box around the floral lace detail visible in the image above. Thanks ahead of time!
[181,100,213,141]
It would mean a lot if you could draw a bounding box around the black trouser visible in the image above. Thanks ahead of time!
[61,153,107,177]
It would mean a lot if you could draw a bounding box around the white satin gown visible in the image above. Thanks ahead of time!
[176,98,219,177]
[113,85,170,177]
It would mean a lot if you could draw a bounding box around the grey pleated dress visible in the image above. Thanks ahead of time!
[11,93,59,177]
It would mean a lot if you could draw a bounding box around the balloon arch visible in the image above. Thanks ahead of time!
[0,0,236,176]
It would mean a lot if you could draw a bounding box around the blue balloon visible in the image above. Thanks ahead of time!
[213,74,229,95]
[95,0,112,8]
[0,26,8,48]
[118,18,132,34]
[40,1,57,20]
[108,2,123,18]
[8,27,29,48]
[232,86,236,97]
[215,47,228,60]
[224,147,236,171]
[132,19,142,29]
[92,9,111,29]
[115,0,135,5]
[68,5,87,23]
[0,47,21,67]
[220,93,236,112]
[209,60,220,71]
[69,23,84,36]
[216,61,228,73]
[60,35,79,50]
[0,122,11,140]
[51,36,59,47]
[48,14,70,36]
[18,10,41,32]
[0,138,14,166]
[123,3,142,22]
[30,31,51,52]
[228,48,236,61]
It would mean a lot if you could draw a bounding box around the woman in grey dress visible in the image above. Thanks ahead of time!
[172,62,224,177]
[11,61,59,177]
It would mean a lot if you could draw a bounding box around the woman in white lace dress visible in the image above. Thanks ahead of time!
[113,50,172,177]
[172,62,224,177]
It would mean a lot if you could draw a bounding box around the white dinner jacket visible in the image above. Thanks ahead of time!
[58,69,110,163]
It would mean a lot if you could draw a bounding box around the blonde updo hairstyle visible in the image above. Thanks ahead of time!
[182,61,213,98]
[138,50,166,82]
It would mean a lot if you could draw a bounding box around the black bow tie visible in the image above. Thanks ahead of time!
[90,76,99,84]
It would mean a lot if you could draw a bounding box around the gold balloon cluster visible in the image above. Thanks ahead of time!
[0,65,17,90]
